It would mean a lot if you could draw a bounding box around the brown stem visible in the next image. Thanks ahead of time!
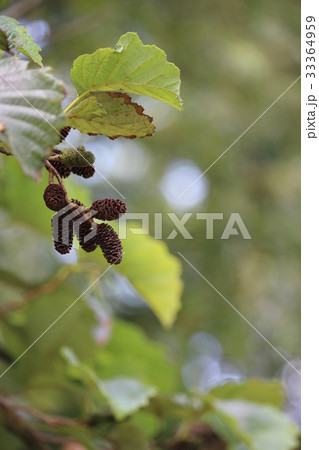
[2,0,45,19]
[0,266,72,314]
[0,394,119,448]
[44,159,68,201]
[0,147,12,156]
[0,396,49,450]
[17,403,83,428]
[48,171,54,184]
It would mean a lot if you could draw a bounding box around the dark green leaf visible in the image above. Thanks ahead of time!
[0,57,66,178]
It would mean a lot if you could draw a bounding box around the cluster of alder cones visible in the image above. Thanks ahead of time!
[43,127,126,265]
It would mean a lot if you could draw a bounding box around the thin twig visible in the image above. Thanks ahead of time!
[17,403,83,428]
[2,0,45,19]
[0,396,49,450]
[0,147,12,156]
[44,159,68,201]
[0,266,73,314]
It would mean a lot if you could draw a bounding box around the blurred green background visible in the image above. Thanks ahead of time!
[0,0,300,447]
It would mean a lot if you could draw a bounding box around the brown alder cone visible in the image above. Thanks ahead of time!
[51,212,73,254]
[78,220,98,253]
[68,199,98,253]
[48,160,72,178]
[59,126,71,142]
[71,165,95,178]
[51,204,81,254]
[97,223,123,264]
[91,198,127,221]
[43,184,67,211]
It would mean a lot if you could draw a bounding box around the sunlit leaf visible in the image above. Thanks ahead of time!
[0,16,42,66]
[69,32,182,111]
[98,377,157,420]
[116,227,183,328]
[67,91,154,139]
[0,57,66,178]
[208,379,285,408]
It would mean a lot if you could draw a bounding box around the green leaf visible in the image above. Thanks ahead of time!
[98,378,157,421]
[96,320,179,393]
[116,226,183,328]
[204,400,299,450]
[0,57,66,178]
[208,379,285,408]
[69,32,182,111]
[62,348,157,420]
[67,91,155,138]
[0,16,42,66]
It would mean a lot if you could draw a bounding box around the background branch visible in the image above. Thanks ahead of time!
[0,147,12,156]
[0,266,73,314]
[2,0,45,19]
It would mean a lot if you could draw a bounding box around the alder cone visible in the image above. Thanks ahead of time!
[51,220,73,254]
[72,165,95,179]
[49,160,72,178]
[78,220,98,253]
[97,223,123,264]
[61,146,95,167]
[59,126,71,142]
[91,198,127,221]
[43,184,67,211]
[51,206,77,254]
[67,199,97,253]
[54,240,71,255]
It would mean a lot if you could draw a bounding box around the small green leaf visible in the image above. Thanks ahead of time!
[0,16,42,66]
[98,377,157,420]
[67,91,154,138]
[0,57,66,178]
[69,32,182,111]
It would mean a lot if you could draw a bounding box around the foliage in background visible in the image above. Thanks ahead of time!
[0,2,300,449]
